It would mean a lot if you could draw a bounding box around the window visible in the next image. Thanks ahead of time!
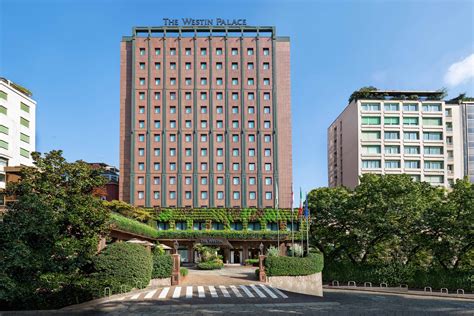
[20,102,30,113]
[185,48,191,55]
[248,93,255,100]
[231,48,238,55]
[201,121,207,128]
[201,163,208,171]
[139,62,145,70]
[425,175,444,184]
[139,48,146,56]
[217,148,223,156]
[138,148,145,156]
[185,134,191,142]
[384,117,399,125]
[265,163,271,171]
[264,106,271,114]
[0,91,6,100]
[424,161,443,169]
[200,106,207,114]
[138,163,145,171]
[404,146,420,154]
[0,140,8,149]
[231,62,238,70]
[362,160,381,168]
[232,177,240,185]
[361,145,381,154]
[264,149,271,157]
[170,163,176,171]
[404,160,420,169]
[154,134,161,142]
[20,133,30,143]
[200,48,207,56]
[249,177,256,185]
[170,78,176,85]
[232,78,238,85]
[154,120,161,128]
[201,191,208,200]
[170,62,176,70]
[154,106,160,113]
[384,103,399,111]
[154,192,161,200]
[216,192,224,200]
[155,62,161,70]
[248,78,254,85]
[201,77,207,85]
[185,78,192,85]
[200,62,207,70]
[384,145,400,154]
[138,191,144,200]
[154,177,160,185]
[264,121,271,129]
[384,131,399,140]
[139,92,145,100]
[155,48,161,55]
[217,92,223,100]
[424,146,443,155]
[216,78,223,85]
[20,148,29,158]
[232,148,239,156]
[232,163,239,171]
[267,223,278,231]
[265,177,272,185]
[155,78,161,85]
[248,222,260,231]
[263,48,270,55]
[403,117,418,125]
[264,135,271,143]
[423,132,443,141]
[248,163,255,171]
[247,48,254,55]
[232,93,239,100]
[361,131,381,140]
[200,134,207,142]
[170,48,176,55]
[403,103,418,111]
[155,92,161,100]
[216,62,223,70]
[422,118,442,126]
[194,221,206,231]
[201,92,207,100]
[216,121,223,128]
[422,103,441,112]
[248,149,255,157]
[404,132,419,140]
[170,92,176,100]
[216,106,223,114]
[138,134,145,142]
[185,148,191,156]
[232,134,239,142]
[385,160,401,168]
[185,106,192,114]
[201,148,207,156]
[154,148,160,156]
[175,221,187,230]
[249,192,256,200]
[248,134,255,142]
[154,163,160,170]
[169,177,176,185]
[247,63,254,70]
[185,163,192,171]
[231,222,243,230]
[217,163,223,171]
[185,191,191,200]
[185,177,192,185]
[265,192,272,200]
[217,134,223,142]
[361,116,381,125]
[232,106,239,114]
[264,93,270,100]
[263,78,270,85]
[216,48,223,55]
[248,121,255,129]
[185,62,191,70]
[0,125,8,134]
[263,62,270,69]
[0,105,6,115]
[170,148,176,156]
[360,103,381,111]
[157,222,169,231]
[170,134,176,142]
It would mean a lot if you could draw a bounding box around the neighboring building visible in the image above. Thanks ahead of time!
[119,25,292,209]
[462,101,474,183]
[89,163,119,201]
[0,78,36,208]
[328,90,464,188]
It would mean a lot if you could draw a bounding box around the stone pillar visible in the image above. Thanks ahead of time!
[224,248,230,264]
[259,255,266,282]
[242,244,249,263]
[278,242,287,256]
[171,254,180,285]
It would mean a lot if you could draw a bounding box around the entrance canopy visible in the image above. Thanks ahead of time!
[195,237,234,249]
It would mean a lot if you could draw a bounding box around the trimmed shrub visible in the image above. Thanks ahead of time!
[152,253,173,279]
[197,259,224,270]
[93,243,153,296]
[265,253,324,277]
[266,246,279,257]
[180,267,189,277]
[255,268,260,279]
[245,258,260,266]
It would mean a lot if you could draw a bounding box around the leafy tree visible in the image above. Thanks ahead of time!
[348,86,378,103]
[103,199,153,223]
[0,150,110,309]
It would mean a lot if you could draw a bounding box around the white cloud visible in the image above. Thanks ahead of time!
[444,53,474,86]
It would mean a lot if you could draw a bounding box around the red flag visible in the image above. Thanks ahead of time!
[298,187,303,216]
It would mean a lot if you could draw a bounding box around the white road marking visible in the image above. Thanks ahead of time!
[259,284,278,299]
[239,285,255,298]
[229,285,243,297]
[172,287,181,298]
[144,289,157,299]
[130,293,141,300]
[198,286,205,298]
[250,284,266,298]
[186,286,193,298]
[270,286,288,298]
[209,285,218,297]
[219,285,230,297]
[158,287,170,299]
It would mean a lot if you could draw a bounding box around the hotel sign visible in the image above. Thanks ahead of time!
[163,18,247,27]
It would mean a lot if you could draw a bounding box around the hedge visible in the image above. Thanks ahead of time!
[265,253,324,277]
[93,243,153,296]
[111,212,157,239]
[152,254,173,279]
[154,230,302,240]
[197,260,224,270]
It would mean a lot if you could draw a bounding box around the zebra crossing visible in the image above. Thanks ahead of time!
[112,284,288,301]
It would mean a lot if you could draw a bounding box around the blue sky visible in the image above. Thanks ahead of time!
[1,0,473,195]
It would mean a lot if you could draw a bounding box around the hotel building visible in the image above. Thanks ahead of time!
[328,90,464,188]
[0,78,36,208]
[119,26,292,209]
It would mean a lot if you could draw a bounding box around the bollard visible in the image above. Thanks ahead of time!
[380,283,388,288]
[120,285,127,294]
[456,289,464,295]
[424,287,432,293]
[364,282,372,288]
[332,280,340,286]
[440,288,449,294]
[399,284,408,291]
[104,287,111,297]
[348,281,356,287]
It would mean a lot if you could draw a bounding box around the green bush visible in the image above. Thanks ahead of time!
[152,253,173,279]
[255,268,260,279]
[265,253,324,277]
[93,243,153,296]
[266,246,280,257]
[197,260,224,270]
[180,267,189,277]
[245,258,260,266]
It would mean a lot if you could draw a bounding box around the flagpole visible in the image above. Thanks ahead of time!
[291,184,294,256]
[305,192,310,255]
[300,188,303,257]
[276,181,279,255]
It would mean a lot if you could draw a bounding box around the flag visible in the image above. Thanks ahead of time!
[298,187,303,217]
[275,182,279,209]
[304,193,310,219]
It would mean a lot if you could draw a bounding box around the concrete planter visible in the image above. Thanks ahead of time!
[148,277,171,288]
[267,272,323,297]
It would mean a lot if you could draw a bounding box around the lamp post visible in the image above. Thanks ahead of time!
[259,242,264,256]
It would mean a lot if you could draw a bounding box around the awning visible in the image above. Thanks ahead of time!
[195,237,234,249]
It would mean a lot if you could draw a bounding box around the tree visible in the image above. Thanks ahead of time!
[0,150,110,309]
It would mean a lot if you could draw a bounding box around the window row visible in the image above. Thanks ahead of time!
[137,162,273,172]
[361,116,443,126]
[137,120,272,129]
[157,221,298,232]
[139,76,271,86]
[137,105,272,115]
[137,190,274,201]
[138,147,272,157]
[361,159,444,169]
[137,176,273,186]
[0,102,30,115]
[139,47,271,57]
[361,131,443,141]
[360,102,442,112]
[362,145,444,155]
[137,133,273,143]
[138,91,272,100]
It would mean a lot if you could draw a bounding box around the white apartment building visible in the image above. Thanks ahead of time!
[328,90,464,189]
[0,78,36,191]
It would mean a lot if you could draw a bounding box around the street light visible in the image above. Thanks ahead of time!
[173,240,179,254]
[259,242,264,255]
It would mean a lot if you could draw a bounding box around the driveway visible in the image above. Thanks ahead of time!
[181,264,258,285]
